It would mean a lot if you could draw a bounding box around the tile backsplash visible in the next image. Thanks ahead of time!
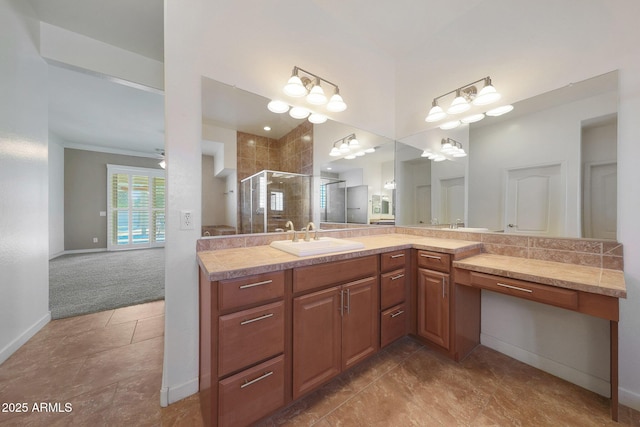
[197,226,623,271]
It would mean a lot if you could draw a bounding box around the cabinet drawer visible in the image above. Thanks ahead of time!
[470,272,578,310]
[219,271,285,311]
[218,301,284,376]
[218,355,285,427]
[380,268,406,310]
[417,250,451,273]
[381,303,407,348]
[293,255,377,293]
[380,250,407,272]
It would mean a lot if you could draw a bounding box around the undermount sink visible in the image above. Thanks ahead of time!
[270,237,365,257]
[452,227,490,232]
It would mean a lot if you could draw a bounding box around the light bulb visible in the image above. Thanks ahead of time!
[339,141,350,153]
[306,84,327,105]
[308,113,327,124]
[289,106,310,119]
[473,84,501,106]
[447,94,471,114]
[425,104,446,122]
[348,137,359,147]
[327,93,347,112]
[329,147,341,156]
[267,100,289,114]
[283,75,307,97]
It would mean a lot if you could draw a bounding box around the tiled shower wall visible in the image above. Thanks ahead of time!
[236,122,313,233]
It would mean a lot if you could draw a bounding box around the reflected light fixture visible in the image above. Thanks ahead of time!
[329,133,370,158]
[289,106,310,119]
[308,113,328,124]
[267,100,290,114]
[425,76,509,124]
[440,120,461,130]
[486,104,514,116]
[440,138,467,158]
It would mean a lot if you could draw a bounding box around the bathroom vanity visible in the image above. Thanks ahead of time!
[197,228,626,426]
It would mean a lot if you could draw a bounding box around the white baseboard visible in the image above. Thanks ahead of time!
[481,333,610,397]
[620,386,640,412]
[0,311,51,365]
[160,377,199,407]
[60,248,107,256]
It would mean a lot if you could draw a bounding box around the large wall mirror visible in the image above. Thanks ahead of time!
[396,70,618,239]
[200,77,395,237]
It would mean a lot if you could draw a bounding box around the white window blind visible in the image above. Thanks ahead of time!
[107,165,165,250]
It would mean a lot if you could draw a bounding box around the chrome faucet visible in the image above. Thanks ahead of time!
[304,222,318,241]
[285,221,298,242]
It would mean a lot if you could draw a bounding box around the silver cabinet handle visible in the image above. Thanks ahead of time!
[390,253,405,259]
[390,310,405,318]
[240,313,274,325]
[497,282,533,293]
[346,289,351,315]
[239,279,272,289]
[240,371,273,388]
[390,274,405,280]
[340,290,344,316]
[421,254,441,260]
[442,277,445,299]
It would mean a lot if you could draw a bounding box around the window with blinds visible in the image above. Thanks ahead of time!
[107,165,166,250]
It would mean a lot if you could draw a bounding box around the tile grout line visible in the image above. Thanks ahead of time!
[309,343,425,426]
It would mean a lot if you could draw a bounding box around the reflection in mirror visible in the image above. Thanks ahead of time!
[201,76,396,236]
[468,71,617,238]
[396,70,618,238]
[395,127,468,228]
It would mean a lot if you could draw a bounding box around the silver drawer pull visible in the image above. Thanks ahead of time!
[390,310,405,318]
[497,283,533,293]
[390,274,405,280]
[240,371,273,388]
[390,253,405,259]
[239,279,273,289]
[240,313,274,325]
[420,254,441,260]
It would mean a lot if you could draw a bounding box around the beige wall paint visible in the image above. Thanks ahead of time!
[64,148,163,251]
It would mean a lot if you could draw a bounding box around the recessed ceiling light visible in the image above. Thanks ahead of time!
[263,126,271,131]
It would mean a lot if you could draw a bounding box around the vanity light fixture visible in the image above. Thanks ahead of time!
[280,66,347,112]
[425,76,508,124]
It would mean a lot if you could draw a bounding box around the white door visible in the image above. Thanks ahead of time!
[505,164,564,235]
[440,177,464,225]
[415,185,431,225]
[583,162,617,239]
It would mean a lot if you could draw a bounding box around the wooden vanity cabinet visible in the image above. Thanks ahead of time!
[199,269,288,427]
[292,256,379,399]
[416,250,451,350]
[380,249,409,347]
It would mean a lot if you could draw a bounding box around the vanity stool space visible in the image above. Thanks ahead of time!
[452,253,626,422]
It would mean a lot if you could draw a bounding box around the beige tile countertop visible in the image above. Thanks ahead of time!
[453,253,626,298]
[197,233,481,281]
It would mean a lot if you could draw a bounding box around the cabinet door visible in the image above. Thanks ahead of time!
[342,276,379,370]
[292,286,342,399]
[417,268,450,349]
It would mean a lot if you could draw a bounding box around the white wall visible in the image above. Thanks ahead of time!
[468,91,616,233]
[48,134,65,258]
[0,0,51,364]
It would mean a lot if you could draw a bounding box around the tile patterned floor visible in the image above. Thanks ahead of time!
[1,301,638,426]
